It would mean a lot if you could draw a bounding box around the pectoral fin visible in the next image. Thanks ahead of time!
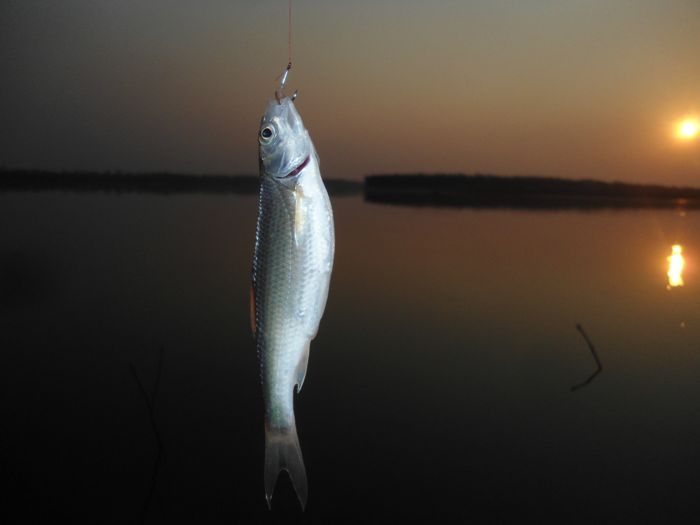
[293,187,305,247]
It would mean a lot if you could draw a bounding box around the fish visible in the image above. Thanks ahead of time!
[251,95,334,509]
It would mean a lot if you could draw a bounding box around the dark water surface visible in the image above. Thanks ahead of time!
[1,191,699,523]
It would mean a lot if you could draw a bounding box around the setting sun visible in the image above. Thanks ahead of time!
[677,118,699,140]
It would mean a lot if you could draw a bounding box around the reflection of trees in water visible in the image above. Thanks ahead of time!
[130,348,165,523]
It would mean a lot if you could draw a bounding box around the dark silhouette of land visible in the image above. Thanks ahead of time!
[365,174,700,209]
[0,169,362,196]
[4,169,700,209]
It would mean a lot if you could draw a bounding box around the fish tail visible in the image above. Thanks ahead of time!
[264,423,307,510]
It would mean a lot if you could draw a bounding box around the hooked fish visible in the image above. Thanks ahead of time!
[251,94,334,509]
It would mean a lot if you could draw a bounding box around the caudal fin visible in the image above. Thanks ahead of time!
[264,424,307,510]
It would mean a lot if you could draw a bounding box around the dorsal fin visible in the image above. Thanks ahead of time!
[249,283,257,335]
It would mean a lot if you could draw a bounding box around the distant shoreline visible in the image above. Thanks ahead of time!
[2,169,700,209]
[365,174,700,210]
[0,169,361,196]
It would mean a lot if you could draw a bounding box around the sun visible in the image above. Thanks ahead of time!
[677,118,699,140]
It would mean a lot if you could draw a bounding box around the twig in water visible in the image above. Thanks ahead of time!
[571,324,603,391]
[130,347,165,523]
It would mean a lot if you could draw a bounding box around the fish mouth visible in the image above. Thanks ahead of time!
[276,155,310,179]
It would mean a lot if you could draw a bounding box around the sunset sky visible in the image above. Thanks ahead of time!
[1,0,699,184]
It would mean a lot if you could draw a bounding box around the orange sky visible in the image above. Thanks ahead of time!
[1,0,699,184]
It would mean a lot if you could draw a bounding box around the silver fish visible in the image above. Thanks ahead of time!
[251,95,334,509]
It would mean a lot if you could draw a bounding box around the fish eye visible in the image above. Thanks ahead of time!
[259,125,275,143]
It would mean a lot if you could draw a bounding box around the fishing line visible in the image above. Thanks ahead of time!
[276,0,294,102]
[288,0,293,68]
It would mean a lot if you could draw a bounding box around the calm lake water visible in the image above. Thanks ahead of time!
[1,190,699,523]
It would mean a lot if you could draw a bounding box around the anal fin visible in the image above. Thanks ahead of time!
[295,343,310,393]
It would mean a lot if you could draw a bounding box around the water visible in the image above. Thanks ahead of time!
[1,191,699,523]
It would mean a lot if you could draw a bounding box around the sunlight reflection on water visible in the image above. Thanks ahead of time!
[667,244,685,288]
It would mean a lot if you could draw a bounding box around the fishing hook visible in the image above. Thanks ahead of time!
[275,62,298,104]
